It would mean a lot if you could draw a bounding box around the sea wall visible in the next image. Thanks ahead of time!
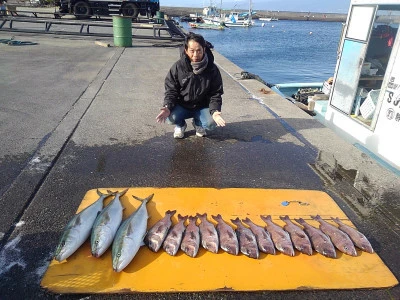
[161,6,347,22]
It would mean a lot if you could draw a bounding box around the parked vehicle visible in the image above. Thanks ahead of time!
[57,0,160,19]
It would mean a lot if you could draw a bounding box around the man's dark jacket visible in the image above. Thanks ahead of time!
[164,46,224,115]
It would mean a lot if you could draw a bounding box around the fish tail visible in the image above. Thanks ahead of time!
[211,214,221,222]
[166,209,177,216]
[178,214,188,222]
[279,215,289,222]
[119,188,129,196]
[242,217,251,225]
[230,217,240,225]
[260,215,271,223]
[97,189,115,197]
[188,216,197,223]
[107,188,129,196]
[196,212,207,219]
[132,193,154,203]
[294,217,304,225]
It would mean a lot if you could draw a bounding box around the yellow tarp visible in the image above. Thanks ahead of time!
[41,188,398,293]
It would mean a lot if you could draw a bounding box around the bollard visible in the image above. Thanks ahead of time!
[112,16,132,47]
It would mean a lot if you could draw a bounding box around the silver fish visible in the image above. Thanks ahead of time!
[312,215,357,257]
[231,217,259,259]
[331,217,374,253]
[242,217,276,255]
[91,188,128,258]
[163,214,188,256]
[212,214,239,255]
[197,213,219,254]
[112,193,153,272]
[145,210,176,252]
[260,215,295,256]
[54,189,113,262]
[280,215,313,255]
[294,217,336,258]
[181,216,200,258]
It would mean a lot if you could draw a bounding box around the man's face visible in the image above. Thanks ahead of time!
[185,40,204,63]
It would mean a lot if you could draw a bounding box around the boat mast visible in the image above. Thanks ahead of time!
[249,0,252,22]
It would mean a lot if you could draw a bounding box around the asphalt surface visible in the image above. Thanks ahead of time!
[0,28,399,299]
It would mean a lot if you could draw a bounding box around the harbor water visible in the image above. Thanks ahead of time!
[180,19,343,84]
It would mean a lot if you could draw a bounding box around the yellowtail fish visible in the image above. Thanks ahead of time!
[90,188,128,258]
[112,193,153,272]
[54,189,113,262]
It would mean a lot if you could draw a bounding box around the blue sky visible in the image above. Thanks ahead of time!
[160,0,351,13]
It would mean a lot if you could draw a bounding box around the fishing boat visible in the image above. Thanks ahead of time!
[259,16,278,21]
[272,82,329,117]
[189,21,225,30]
[223,0,255,27]
[274,0,400,172]
[224,12,254,27]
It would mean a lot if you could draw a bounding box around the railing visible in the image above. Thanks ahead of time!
[0,14,185,40]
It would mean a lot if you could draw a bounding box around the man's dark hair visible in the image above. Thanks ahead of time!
[184,32,206,50]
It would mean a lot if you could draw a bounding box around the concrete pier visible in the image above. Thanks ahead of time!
[0,28,398,298]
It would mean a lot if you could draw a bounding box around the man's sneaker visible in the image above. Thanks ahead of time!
[173,123,187,139]
[192,121,206,137]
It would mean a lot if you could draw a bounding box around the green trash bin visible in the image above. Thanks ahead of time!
[156,11,164,24]
[113,16,132,47]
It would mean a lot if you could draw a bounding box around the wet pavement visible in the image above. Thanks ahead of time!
[0,30,399,299]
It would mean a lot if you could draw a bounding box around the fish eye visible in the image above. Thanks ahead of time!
[95,240,99,245]
[117,253,121,258]
[61,241,65,247]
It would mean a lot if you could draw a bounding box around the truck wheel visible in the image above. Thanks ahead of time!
[121,3,139,18]
[74,1,91,19]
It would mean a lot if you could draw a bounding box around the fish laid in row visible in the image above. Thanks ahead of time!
[261,215,295,256]
[197,213,219,254]
[163,214,188,256]
[331,217,374,253]
[280,215,312,255]
[231,218,259,259]
[145,210,176,252]
[54,189,114,262]
[91,188,128,258]
[112,193,153,272]
[311,215,357,257]
[181,216,200,257]
[212,214,239,256]
[295,217,336,258]
[242,217,276,255]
